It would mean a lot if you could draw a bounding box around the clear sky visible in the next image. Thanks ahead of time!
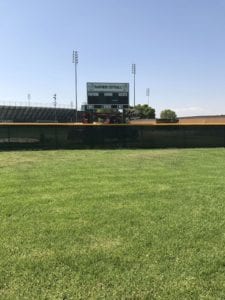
[1,0,225,116]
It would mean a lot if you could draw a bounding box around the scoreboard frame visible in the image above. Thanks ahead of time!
[86,82,129,109]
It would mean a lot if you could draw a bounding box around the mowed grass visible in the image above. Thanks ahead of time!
[1,149,225,299]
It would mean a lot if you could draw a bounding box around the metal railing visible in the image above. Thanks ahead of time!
[0,100,75,109]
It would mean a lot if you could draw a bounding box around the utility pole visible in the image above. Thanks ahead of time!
[72,50,78,122]
[132,64,136,107]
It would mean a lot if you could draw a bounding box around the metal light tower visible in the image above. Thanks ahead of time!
[72,50,78,122]
[27,93,31,106]
[146,88,150,106]
[131,64,136,107]
[53,93,57,122]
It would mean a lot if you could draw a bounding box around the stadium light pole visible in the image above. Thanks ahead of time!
[132,64,136,107]
[146,88,150,106]
[72,50,78,122]
[27,93,31,106]
[53,93,57,122]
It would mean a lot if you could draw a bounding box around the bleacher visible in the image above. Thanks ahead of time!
[0,105,77,122]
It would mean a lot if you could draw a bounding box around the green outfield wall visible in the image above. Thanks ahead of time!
[0,124,225,149]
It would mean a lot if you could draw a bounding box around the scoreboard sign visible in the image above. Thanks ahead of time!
[87,82,129,107]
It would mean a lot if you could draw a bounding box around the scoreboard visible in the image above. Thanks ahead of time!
[86,82,129,109]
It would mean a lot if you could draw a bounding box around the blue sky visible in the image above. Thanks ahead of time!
[1,0,225,116]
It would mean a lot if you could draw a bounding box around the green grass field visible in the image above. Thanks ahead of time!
[1,149,225,299]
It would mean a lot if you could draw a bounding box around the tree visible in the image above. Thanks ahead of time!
[126,104,155,120]
[160,109,177,121]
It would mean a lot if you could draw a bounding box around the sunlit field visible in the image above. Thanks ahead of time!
[1,149,225,299]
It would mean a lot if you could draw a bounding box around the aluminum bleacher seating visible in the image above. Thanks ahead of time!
[0,106,77,122]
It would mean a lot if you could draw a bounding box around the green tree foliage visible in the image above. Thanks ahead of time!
[126,104,155,120]
[160,109,177,121]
